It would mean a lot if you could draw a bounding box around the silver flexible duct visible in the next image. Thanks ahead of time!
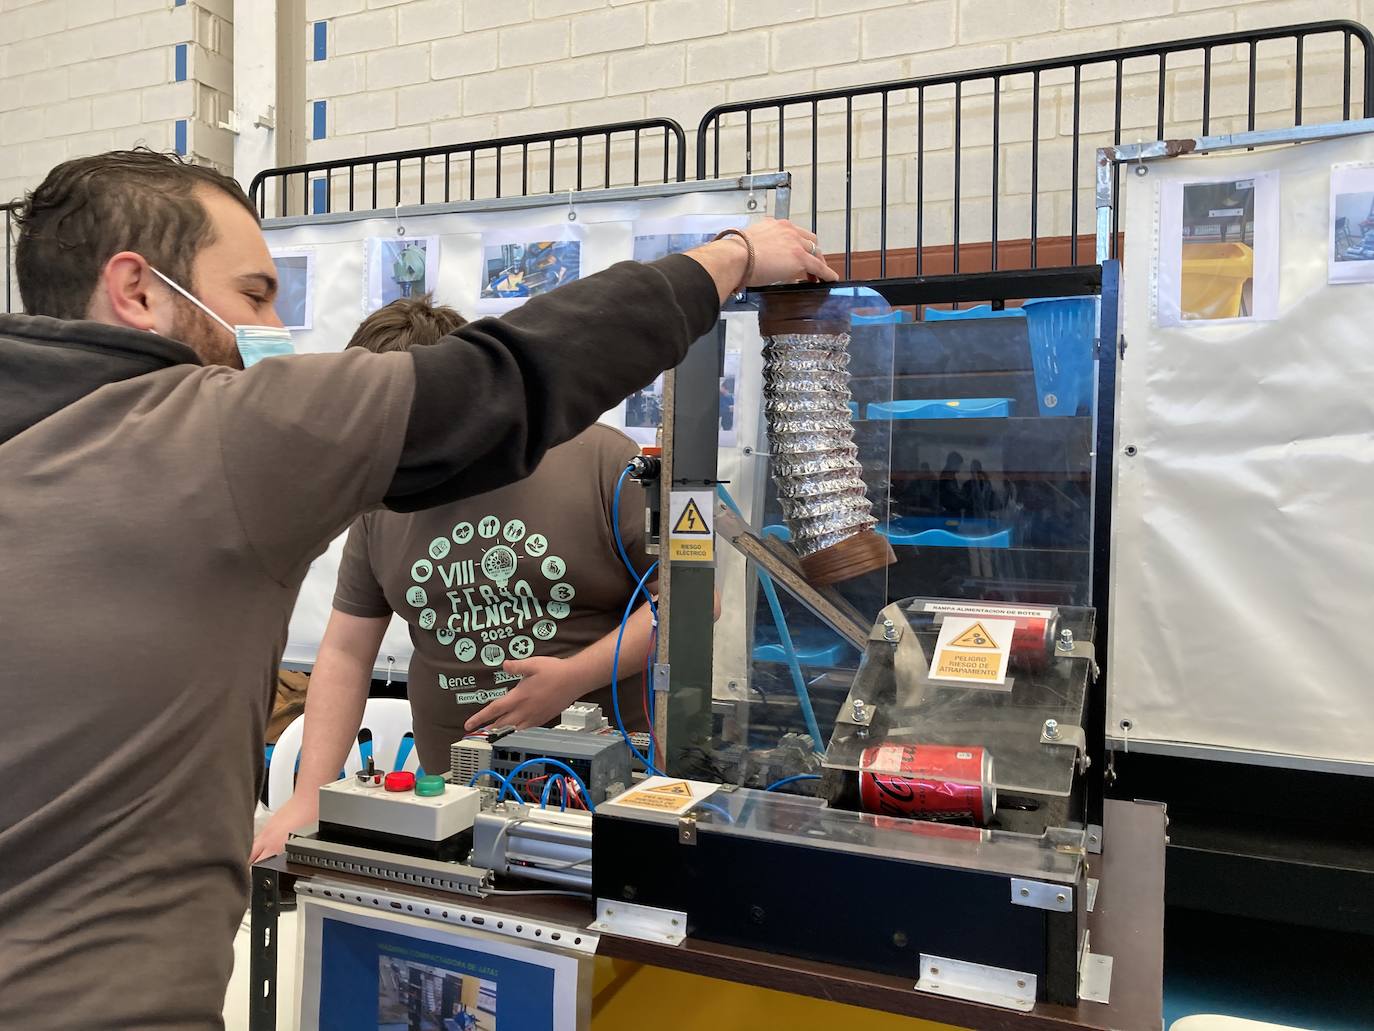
[762,332,876,557]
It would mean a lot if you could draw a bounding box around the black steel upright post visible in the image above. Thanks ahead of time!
[248,864,281,1031]
[664,321,726,776]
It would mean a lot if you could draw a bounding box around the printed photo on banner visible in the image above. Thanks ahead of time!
[617,349,741,448]
[377,956,496,1031]
[474,225,586,315]
[630,214,750,265]
[1156,172,1279,327]
[1329,164,1374,284]
[270,248,314,331]
[365,235,441,314]
[632,232,714,263]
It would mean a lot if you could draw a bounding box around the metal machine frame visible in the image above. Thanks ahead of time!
[656,263,1119,843]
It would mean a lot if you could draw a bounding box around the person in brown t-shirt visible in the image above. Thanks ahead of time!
[252,296,659,858]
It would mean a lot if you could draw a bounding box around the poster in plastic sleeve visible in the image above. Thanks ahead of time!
[1156,171,1279,327]
[364,235,441,315]
[296,895,584,1031]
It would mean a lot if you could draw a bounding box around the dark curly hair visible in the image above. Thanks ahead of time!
[13,147,259,319]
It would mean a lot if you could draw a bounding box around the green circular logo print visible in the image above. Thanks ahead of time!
[480,643,505,667]
[481,545,519,588]
[547,600,571,619]
[455,638,477,662]
[503,519,526,543]
[406,586,428,608]
[509,635,534,660]
[418,608,437,631]
[428,537,451,560]
[478,515,501,539]
[452,522,474,545]
[524,534,548,558]
[411,559,433,583]
[436,627,456,646]
[550,582,575,603]
[541,556,566,580]
[533,619,558,641]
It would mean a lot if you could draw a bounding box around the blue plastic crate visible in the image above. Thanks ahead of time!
[866,397,1013,420]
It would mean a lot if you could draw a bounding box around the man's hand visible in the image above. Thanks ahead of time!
[739,218,838,287]
[250,794,317,863]
[464,656,589,732]
[687,218,838,303]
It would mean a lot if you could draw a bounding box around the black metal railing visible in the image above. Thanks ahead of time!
[696,20,1374,278]
[3,201,17,314]
[249,118,688,219]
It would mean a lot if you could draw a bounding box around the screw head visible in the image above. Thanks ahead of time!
[1124,444,1138,457]
[1044,719,1060,739]
[1017,979,1027,989]
[1020,887,1030,898]
[892,931,909,948]
[929,966,940,976]
[1135,164,1149,176]
[1057,893,1068,903]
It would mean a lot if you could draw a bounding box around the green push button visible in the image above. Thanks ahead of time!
[414,775,446,797]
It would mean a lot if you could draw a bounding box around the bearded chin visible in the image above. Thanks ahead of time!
[170,304,243,369]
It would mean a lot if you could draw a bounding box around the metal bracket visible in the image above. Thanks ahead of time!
[1041,722,1090,773]
[917,955,1036,1012]
[1010,878,1074,912]
[591,899,687,946]
[1078,940,1114,1006]
[296,880,599,955]
[1086,877,1100,913]
[678,816,698,845]
[284,833,491,897]
[1086,823,1103,854]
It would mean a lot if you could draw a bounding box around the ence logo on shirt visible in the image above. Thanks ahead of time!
[410,515,574,687]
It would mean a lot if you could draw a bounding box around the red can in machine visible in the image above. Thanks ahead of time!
[858,743,997,825]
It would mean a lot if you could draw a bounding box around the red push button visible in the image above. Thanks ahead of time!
[384,771,416,792]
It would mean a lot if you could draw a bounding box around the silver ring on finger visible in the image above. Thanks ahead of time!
[807,241,817,255]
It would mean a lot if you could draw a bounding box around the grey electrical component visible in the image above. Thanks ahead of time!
[554,702,609,732]
[450,737,493,788]
[488,727,631,804]
[469,802,593,891]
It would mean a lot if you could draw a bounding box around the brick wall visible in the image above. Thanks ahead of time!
[301,0,1372,254]
[0,0,235,207]
[3,0,1371,257]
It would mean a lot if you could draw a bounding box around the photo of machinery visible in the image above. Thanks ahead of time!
[479,240,581,299]
[377,958,496,1031]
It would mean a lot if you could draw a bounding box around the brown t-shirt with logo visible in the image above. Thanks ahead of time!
[334,425,654,770]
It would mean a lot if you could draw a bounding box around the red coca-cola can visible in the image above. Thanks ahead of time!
[858,743,997,825]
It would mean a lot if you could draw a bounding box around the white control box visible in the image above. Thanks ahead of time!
[318,778,480,842]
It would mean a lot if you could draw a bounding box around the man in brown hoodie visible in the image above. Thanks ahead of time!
[0,148,834,1029]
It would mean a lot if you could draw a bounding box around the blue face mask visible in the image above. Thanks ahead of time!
[151,267,294,367]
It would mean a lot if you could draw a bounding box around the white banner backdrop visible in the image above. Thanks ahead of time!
[1110,131,1374,769]
[263,187,766,676]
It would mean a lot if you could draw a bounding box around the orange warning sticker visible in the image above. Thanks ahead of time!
[931,615,1016,688]
[643,780,693,796]
[950,621,999,649]
[606,775,721,816]
[615,790,691,811]
[934,649,1003,681]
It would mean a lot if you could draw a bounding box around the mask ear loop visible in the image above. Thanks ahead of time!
[149,266,235,335]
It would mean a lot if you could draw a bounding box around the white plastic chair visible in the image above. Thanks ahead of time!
[265,697,421,811]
